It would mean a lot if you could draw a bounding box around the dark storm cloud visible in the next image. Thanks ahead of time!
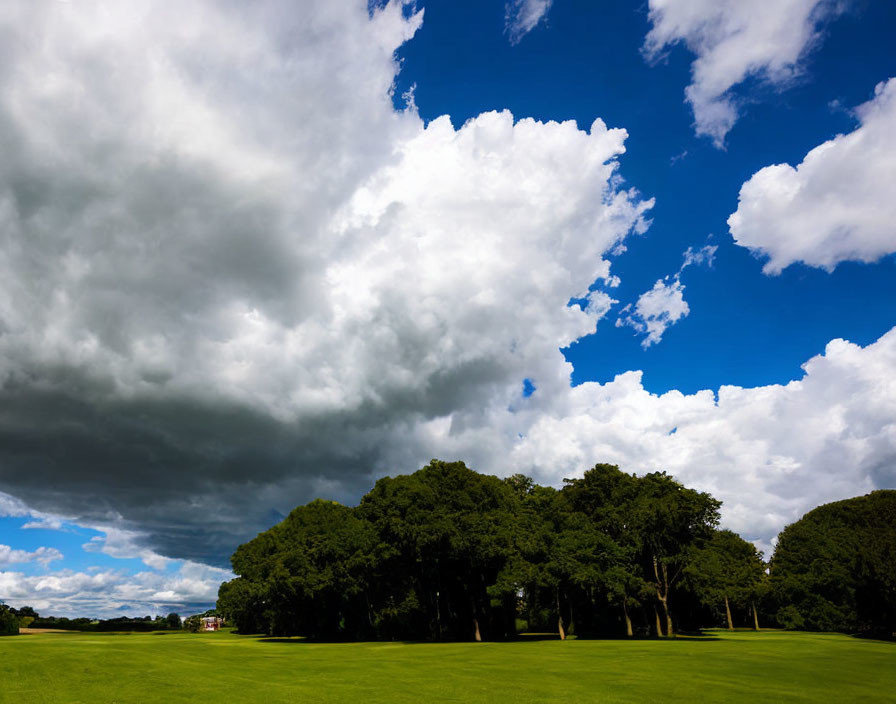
[0,375,396,564]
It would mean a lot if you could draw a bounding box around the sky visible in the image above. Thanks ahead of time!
[0,0,894,618]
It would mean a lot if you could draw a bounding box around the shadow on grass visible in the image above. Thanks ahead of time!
[257,637,453,645]
[850,631,896,644]
[254,631,722,645]
[568,633,721,642]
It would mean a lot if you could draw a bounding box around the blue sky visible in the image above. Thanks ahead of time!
[0,0,894,618]
[394,0,896,394]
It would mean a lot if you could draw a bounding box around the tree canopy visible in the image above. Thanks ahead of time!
[219,463,896,641]
[686,529,765,630]
[218,460,752,640]
[769,490,896,635]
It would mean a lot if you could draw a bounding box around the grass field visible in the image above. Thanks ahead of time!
[1,629,893,703]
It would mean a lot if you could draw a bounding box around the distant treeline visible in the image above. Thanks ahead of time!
[28,614,183,632]
[0,608,219,635]
[218,461,896,641]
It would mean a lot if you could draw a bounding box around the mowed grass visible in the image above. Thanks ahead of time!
[1,629,894,703]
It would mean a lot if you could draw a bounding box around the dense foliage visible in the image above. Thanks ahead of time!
[0,603,19,635]
[769,490,896,635]
[218,460,769,640]
[685,529,766,630]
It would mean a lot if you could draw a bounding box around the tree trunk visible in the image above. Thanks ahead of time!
[623,598,633,637]
[653,556,674,637]
[654,604,664,637]
[724,594,734,630]
[556,589,566,641]
[471,590,482,642]
[527,585,534,633]
[752,601,760,631]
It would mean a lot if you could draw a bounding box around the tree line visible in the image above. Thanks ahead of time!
[219,461,896,641]
[0,607,221,635]
[217,460,768,640]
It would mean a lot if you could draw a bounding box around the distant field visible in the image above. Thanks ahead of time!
[1,629,893,703]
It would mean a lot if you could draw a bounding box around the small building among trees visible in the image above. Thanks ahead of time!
[200,616,225,631]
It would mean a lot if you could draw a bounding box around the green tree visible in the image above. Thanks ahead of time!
[224,498,378,638]
[514,486,619,639]
[685,529,766,629]
[166,612,182,630]
[770,490,896,634]
[563,464,647,637]
[359,460,517,641]
[497,484,583,639]
[632,472,720,636]
[0,604,19,636]
[218,577,266,634]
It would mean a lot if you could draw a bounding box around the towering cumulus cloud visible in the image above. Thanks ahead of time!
[729,78,896,273]
[0,1,649,564]
[644,0,837,145]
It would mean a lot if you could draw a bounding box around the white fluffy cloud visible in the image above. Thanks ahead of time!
[617,277,690,347]
[0,560,231,618]
[0,545,63,568]
[729,78,896,273]
[82,527,171,571]
[616,244,715,347]
[644,0,837,145]
[505,0,553,44]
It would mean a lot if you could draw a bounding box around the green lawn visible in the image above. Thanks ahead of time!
[1,629,893,703]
